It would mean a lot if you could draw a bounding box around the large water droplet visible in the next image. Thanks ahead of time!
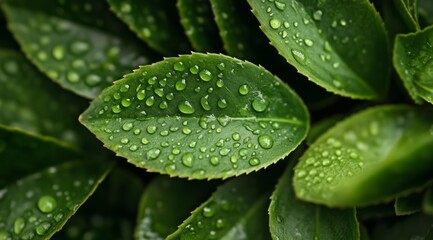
[275,1,286,10]
[238,84,249,95]
[200,95,211,111]
[251,99,268,112]
[147,148,161,160]
[217,98,227,109]
[199,69,213,81]
[38,195,57,213]
[210,156,220,166]
[66,71,80,83]
[270,18,281,29]
[182,153,194,167]
[178,101,195,114]
[258,135,273,149]
[175,79,187,91]
[122,122,134,131]
[291,49,307,64]
[173,61,185,72]
[164,163,176,173]
[14,217,25,234]
[190,65,199,74]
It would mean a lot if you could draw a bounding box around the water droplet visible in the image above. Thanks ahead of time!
[0,231,11,240]
[182,153,194,167]
[154,88,164,97]
[258,135,273,149]
[313,10,323,21]
[216,79,224,88]
[304,39,314,46]
[217,98,227,109]
[145,96,155,106]
[178,101,195,114]
[70,41,90,55]
[238,84,249,95]
[173,61,185,71]
[219,148,231,156]
[120,137,129,144]
[232,133,241,141]
[122,122,133,131]
[175,79,187,91]
[38,195,57,213]
[159,101,168,109]
[216,218,225,228]
[120,2,131,13]
[36,222,51,235]
[141,137,149,145]
[340,19,347,26]
[202,204,216,218]
[147,148,161,160]
[332,62,340,68]
[297,170,307,178]
[210,156,220,166]
[200,95,211,111]
[249,158,260,166]
[52,45,65,60]
[190,65,199,74]
[251,99,268,112]
[182,127,192,135]
[67,71,80,83]
[199,69,213,81]
[165,163,176,173]
[85,74,102,86]
[147,125,157,134]
[270,18,281,29]
[14,217,25,234]
[274,1,286,10]
[291,49,306,64]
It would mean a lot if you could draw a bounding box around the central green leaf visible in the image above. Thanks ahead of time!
[80,53,309,179]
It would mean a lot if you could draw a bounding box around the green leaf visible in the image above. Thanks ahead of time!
[80,53,309,179]
[0,160,111,240]
[247,0,390,99]
[54,168,144,240]
[0,50,90,147]
[166,172,274,240]
[107,0,190,56]
[135,176,216,240]
[0,126,79,189]
[177,0,222,53]
[1,0,155,99]
[370,214,433,240]
[395,192,423,216]
[269,164,360,240]
[393,0,420,31]
[423,187,433,215]
[294,105,433,207]
[393,25,433,105]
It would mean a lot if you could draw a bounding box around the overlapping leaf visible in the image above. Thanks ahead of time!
[394,25,433,105]
[393,0,419,31]
[270,164,359,240]
[294,105,433,207]
[248,0,390,99]
[177,0,222,53]
[135,176,216,239]
[0,160,111,239]
[0,50,89,147]
[80,53,309,179]
[107,0,190,56]
[166,172,274,239]
[1,0,155,99]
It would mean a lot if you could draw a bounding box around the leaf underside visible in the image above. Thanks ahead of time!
[81,53,309,179]
[294,105,433,207]
[247,0,390,99]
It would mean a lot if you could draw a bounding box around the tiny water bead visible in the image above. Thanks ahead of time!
[202,204,216,218]
[38,195,57,213]
[249,158,260,166]
[291,49,307,64]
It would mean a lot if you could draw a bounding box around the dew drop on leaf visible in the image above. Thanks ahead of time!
[182,153,195,167]
[13,217,25,234]
[199,69,213,81]
[202,204,216,218]
[173,61,185,72]
[291,49,307,64]
[37,195,57,213]
[147,148,161,160]
[178,101,195,114]
[270,18,281,29]
[258,135,273,149]
[238,84,249,95]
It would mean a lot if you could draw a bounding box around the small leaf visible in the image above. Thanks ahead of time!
[395,192,423,216]
[370,214,433,240]
[1,0,155,99]
[0,50,89,147]
[166,172,274,240]
[54,168,144,240]
[269,164,360,240]
[394,25,433,105]
[294,105,433,207]
[135,176,216,240]
[80,53,309,179]
[393,0,420,31]
[247,0,390,99]
[0,126,79,189]
[0,160,111,240]
[107,0,190,56]
[177,0,222,53]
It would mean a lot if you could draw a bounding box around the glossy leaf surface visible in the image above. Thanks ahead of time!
[81,53,309,179]
[0,50,89,147]
[1,0,154,99]
[177,0,222,52]
[269,164,359,240]
[394,25,433,104]
[166,173,274,240]
[135,176,216,240]
[0,126,79,189]
[0,160,111,240]
[294,105,433,207]
[248,0,390,99]
[107,0,189,56]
